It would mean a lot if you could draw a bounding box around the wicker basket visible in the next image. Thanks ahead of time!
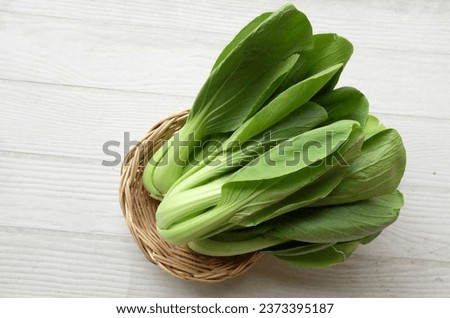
[119,110,262,282]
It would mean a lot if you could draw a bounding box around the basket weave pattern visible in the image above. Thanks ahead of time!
[119,110,262,282]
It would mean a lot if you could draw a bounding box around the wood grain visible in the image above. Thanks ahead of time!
[1,226,449,297]
[0,79,191,160]
[0,10,448,118]
[0,0,449,297]
[1,0,449,54]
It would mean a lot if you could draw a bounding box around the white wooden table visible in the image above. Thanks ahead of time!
[1,0,449,297]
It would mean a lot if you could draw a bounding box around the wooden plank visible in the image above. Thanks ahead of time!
[0,227,449,297]
[1,0,449,54]
[0,11,449,118]
[0,153,128,236]
[0,12,216,96]
[0,80,192,161]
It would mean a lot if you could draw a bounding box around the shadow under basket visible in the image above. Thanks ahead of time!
[119,109,262,282]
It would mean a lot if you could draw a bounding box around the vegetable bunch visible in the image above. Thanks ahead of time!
[142,4,406,268]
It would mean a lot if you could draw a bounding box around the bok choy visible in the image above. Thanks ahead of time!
[141,3,406,270]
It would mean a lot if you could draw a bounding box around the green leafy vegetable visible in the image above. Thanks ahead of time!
[157,120,360,243]
[276,241,360,268]
[141,3,407,271]
[313,86,369,127]
[272,191,403,243]
[312,129,406,206]
[277,33,353,94]
[143,4,313,197]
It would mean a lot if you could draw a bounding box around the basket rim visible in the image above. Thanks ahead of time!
[119,109,262,283]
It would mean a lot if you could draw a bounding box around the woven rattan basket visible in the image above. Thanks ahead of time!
[119,110,262,282]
